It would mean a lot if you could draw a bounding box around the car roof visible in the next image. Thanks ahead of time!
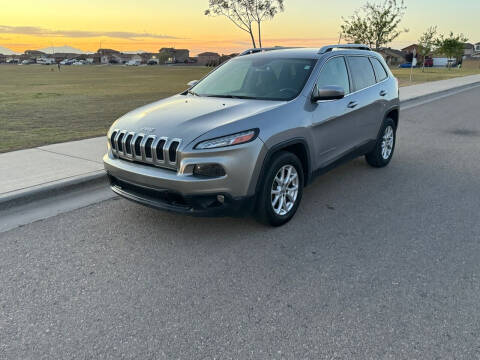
[237,47,379,60]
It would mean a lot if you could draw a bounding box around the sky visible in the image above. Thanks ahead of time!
[1,0,479,55]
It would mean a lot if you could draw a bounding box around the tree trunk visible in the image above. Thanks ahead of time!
[257,21,262,48]
[249,30,257,48]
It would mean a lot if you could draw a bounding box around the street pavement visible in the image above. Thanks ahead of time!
[1,87,480,359]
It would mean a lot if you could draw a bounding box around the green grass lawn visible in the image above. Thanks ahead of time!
[0,65,210,153]
[391,67,480,87]
[1,64,479,153]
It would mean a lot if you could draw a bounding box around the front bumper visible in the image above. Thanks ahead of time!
[108,175,254,216]
[103,137,266,216]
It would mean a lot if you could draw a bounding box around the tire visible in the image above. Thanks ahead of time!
[365,118,396,168]
[256,151,304,226]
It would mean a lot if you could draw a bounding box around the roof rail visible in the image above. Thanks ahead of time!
[318,44,371,54]
[239,46,296,56]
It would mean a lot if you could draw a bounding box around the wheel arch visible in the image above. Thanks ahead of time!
[255,138,312,196]
[385,107,399,129]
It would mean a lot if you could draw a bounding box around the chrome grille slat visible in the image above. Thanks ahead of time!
[110,130,180,170]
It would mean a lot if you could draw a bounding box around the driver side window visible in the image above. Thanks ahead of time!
[316,57,350,95]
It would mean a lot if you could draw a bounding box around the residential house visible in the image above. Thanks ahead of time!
[159,48,190,63]
[474,42,480,57]
[376,47,406,66]
[21,50,45,62]
[197,52,221,66]
[402,44,419,54]
[401,44,424,63]
[463,43,475,57]
[98,48,122,64]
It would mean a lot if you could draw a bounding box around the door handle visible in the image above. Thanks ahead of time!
[380,90,387,96]
[347,101,358,109]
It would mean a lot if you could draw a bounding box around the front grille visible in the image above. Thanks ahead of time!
[109,129,182,170]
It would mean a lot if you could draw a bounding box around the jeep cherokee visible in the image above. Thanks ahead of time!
[103,44,399,226]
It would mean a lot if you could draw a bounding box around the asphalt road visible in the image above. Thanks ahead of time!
[1,87,480,359]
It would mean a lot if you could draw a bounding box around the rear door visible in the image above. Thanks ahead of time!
[311,56,360,167]
[346,56,384,144]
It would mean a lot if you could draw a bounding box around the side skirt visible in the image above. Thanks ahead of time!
[307,140,376,185]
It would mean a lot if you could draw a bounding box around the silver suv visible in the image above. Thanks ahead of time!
[104,44,399,226]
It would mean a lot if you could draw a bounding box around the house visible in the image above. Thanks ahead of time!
[159,48,190,63]
[21,50,46,62]
[376,48,406,66]
[97,48,122,64]
[197,52,221,66]
[401,44,419,54]
[24,50,46,57]
[463,43,475,57]
[474,42,480,57]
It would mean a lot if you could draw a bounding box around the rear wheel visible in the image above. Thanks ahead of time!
[256,151,304,226]
[365,118,396,168]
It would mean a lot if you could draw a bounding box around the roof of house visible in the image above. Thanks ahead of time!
[198,52,220,57]
[463,43,474,49]
[401,44,418,51]
[377,47,406,58]
[159,48,189,53]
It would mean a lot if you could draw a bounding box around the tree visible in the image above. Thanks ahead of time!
[340,0,408,50]
[417,26,437,72]
[205,0,257,48]
[436,32,468,69]
[205,0,285,49]
[248,0,284,48]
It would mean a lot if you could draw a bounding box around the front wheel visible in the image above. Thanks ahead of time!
[256,151,304,226]
[365,118,396,168]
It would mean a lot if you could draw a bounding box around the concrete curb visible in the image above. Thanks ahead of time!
[1,80,479,213]
[0,170,108,212]
[400,81,480,108]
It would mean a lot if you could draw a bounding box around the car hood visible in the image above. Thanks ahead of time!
[112,94,285,145]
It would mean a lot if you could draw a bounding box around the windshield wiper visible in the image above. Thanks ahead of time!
[187,89,199,96]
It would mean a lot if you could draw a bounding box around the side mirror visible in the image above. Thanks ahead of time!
[312,85,345,102]
[187,80,199,87]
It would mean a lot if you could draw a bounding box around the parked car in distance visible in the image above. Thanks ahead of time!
[60,59,75,65]
[398,62,413,68]
[104,44,399,226]
[423,57,433,67]
[125,59,141,66]
[20,59,34,65]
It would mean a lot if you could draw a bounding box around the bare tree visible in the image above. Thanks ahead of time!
[417,26,437,72]
[248,0,284,48]
[341,0,408,50]
[205,0,257,48]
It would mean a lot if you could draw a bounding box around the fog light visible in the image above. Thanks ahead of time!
[193,164,226,177]
[217,195,225,203]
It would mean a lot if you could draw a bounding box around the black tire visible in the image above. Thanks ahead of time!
[365,118,396,168]
[256,151,304,226]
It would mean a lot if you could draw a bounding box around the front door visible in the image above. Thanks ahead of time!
[311,56,360,168]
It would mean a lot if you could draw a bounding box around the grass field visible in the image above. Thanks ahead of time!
[1,64,479,153]
[391,67,480,87]
[0,65,210,153]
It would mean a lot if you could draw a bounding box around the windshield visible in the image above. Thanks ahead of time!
[190,56,316,101]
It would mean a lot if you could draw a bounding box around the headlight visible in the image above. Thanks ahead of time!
[195,129,258,150]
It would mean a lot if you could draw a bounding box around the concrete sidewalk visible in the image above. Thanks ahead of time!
[1,74,480,204]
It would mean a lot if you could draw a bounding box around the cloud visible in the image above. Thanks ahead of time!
[0,25,180,39]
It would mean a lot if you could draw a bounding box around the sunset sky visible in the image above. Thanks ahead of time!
[1,0,479,55]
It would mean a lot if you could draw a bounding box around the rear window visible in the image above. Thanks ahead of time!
[370,58,388,82]
[348,56,376,91]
